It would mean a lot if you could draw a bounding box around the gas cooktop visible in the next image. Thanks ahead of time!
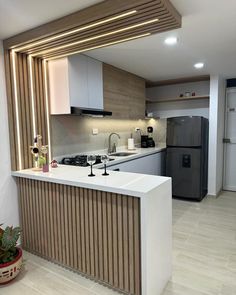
[60,155,114,167]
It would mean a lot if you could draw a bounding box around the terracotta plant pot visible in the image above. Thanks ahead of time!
[0,247,23,285]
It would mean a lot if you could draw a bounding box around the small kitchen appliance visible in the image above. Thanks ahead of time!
[147,126,155,147]
[141,135,149,148]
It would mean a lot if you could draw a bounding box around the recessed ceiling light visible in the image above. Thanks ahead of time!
[194,62,204,69]
[164,37,178,45]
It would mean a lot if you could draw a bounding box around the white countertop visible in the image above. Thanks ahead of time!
[54,143,166,167]
[12,166,170,199]
[95,144,166,168]
[12,144,169,198]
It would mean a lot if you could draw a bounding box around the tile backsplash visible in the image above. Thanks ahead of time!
[51,115,167,157]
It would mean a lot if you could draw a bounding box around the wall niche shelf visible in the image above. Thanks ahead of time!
[146,95,210,104]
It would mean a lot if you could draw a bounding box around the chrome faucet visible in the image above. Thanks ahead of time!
[108,133,121,154]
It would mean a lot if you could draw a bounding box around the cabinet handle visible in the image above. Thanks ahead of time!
[113,168,120,171]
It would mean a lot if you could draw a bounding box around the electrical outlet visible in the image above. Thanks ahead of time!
[92,128,98,135]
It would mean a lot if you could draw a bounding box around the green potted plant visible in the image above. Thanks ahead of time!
[0,224,22,284]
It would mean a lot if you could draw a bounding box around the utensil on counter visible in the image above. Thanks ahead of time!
[87,155,96,177]
[128,133,135,150]
[101,155,109,176]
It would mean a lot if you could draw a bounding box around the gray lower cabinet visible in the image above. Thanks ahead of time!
[107,151,166,176]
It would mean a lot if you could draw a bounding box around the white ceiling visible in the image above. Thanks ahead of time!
[0,0,103,39]
[1,0,236,80]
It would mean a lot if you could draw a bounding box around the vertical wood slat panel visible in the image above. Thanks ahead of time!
[17,54,27,169]
[107,193,113,286]
[97,190,104,280]
[84,189,90,275]
[112,193,119,288]
[117,194,124,290]
[5,52,49,171]
[88,189,95,277]
[18,180,141,295]
[4,50,17,171]
[123,196,129,293]
[102,191,109,283]
[12,52,22,171]
[71,186,77,269]
[75,187,81,270]
[93,190,99,279]
[23,55,33,168]
[134,198,141,295]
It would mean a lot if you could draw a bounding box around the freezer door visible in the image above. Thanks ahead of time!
[167,116,203,147]
[166,147,203,199]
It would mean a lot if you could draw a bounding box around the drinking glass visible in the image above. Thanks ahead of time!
[87,155,96,177]
[101,155,109,176]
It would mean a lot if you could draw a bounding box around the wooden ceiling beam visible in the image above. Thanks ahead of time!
[3,0,161,49]
[3,0,181,52]
[41,22,179,60]
[28,14,175,56]
[25,5,170,54]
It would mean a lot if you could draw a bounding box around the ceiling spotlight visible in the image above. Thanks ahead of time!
[194,62,204,69]
[164,37,178,45]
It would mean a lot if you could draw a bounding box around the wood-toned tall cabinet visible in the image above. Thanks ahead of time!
[103,63,146,119]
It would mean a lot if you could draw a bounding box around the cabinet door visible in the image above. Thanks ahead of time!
[48,58,70,115]
[68,54,89,109]
[87,57,103,110]
[107,152,165,176]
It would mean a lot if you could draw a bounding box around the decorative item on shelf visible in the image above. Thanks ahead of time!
[185,91,191,97]
[30,135,48,172]
[101,155,109,176]
[50,160,58,168]
[87,155,96,177]
[179,94,184,97]
[146,112,154,118]
[0,224,22,285]
[192,92,196,96]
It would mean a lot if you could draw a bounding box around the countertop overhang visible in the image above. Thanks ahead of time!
[12,165,170,198]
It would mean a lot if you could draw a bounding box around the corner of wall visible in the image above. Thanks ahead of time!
[0,40,19,227]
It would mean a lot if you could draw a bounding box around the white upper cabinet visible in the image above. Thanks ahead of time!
[48,54,103,115]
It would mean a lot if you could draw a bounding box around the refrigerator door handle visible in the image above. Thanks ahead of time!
[223,138,231,143]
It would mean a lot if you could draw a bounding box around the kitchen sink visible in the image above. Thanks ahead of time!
[110,152,137,157]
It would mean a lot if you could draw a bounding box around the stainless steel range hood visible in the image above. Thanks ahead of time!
[71,107,112,117]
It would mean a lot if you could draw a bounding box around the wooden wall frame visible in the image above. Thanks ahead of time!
[3,0,181,170]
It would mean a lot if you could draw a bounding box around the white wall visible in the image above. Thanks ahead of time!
[147,81,210,100]
[208,75,226,196]
[146,81,210,119]
[147,99,209,119]
[0,41,19,227]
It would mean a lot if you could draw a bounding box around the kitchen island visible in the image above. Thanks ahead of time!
[12,166,172,295]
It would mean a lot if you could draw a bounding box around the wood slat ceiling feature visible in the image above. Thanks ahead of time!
[41,21,179,59]
[5,0,181,60]
[26,5,172,55]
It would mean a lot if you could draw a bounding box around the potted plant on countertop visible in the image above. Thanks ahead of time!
[0,224,22,284]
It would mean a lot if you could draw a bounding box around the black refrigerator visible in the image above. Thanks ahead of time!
[166,116,209,201]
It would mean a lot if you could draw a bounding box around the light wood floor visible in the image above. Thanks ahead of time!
[1,191,235,295]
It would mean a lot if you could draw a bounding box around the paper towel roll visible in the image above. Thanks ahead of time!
[128,138,135,150]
